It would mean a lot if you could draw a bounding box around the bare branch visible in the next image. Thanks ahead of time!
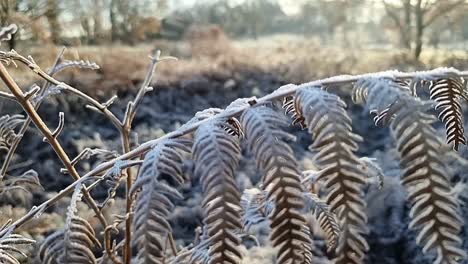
[383,0,404,29]
[51,112,65,138]
[423,0,465,27]
[23,84,40,101]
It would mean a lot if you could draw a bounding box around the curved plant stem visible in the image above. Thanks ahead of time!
[120,51,173,264]
[121,130,133,264]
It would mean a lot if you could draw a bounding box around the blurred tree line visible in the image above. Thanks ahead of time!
[0,0,168,47]
[1,0,467,59]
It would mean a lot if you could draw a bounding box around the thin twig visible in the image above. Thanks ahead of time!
[0,49,122,129]
[121,50,174,264]
[122,50,177,127]
[0,90,15,101]
[121,129,133,264]
[51,112,65,138]
[104,225,124,264]
[0,50,169,263]
[0,62,108,229]
[0,47,66,181]
[0,49,132,263]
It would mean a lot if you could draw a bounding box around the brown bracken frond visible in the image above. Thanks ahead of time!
[428,77,466,150]
[193,118,243,264]
[241,106,311,264]
[353,77,466,264]
[131,138,192,264]
[303,191,341,254]
[283,95,307,129]
[295,87,369,264]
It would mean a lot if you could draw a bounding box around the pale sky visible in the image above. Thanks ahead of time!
[169,0,306,15]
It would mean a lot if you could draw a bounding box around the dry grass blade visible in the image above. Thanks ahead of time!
[241,106,310,264]
[295,87,369,264]
[193,116,243,264]
[36,184,101,264]
[428,77,466,150]
[131,138,191,264]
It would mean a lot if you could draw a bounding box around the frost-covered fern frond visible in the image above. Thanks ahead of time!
[355,70,468,151]
[283,95,306,129]
[0,169,42,206]
[358,157,385,189]
[353,77,466,264]
[427,76,467,150]
[302,191,340,253]
[131,138,191,264]
[193,118,243,264]
[1,169,42,194]
[36,184,101,264]
[295,87,369,264]
[0,115,24,152]
[240,188,271,231]
[353,78,411,127]
[241,106,311,264]
[169,227,212,264]
[0,227,34,264]
[301,238,313,264]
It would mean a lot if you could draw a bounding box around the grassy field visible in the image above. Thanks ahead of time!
[6,34,468,96]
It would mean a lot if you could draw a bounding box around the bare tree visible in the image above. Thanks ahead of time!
[109,0,118,41]
[107,0,166,43]
[383,0,465,59]
[44,0,61,44]
[73,0,105,44]
[383,0,411,49]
